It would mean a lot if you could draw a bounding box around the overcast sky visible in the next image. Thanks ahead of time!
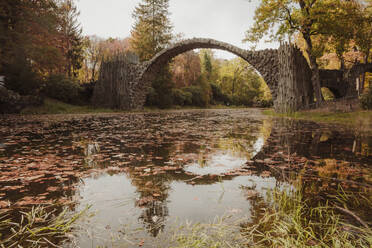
[77,0,278,59]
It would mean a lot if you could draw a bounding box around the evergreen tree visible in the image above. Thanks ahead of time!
[131,0,174,108]
[203,52,213,81]
[130,0,173,61]
[58,0,84,78]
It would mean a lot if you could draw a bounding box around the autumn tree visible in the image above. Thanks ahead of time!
[218,58,267,105]
[170,51,201,87]
[354,0,372,92]
[130,0,173,61]
[245,0,356,104]
[0,0,66,94]
[79,36,133,82]
[80,35,104,82]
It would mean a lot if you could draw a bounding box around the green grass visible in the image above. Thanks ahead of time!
[21,98,118,115]
[167,186,372,248]
[0,205,90,248]
[263,109,372,129]
[20,98,248,115]
[3,188,370,248]
[241,188,372,248]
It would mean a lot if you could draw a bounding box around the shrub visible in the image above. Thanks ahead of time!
[256,99,274,108]
[231,95,254,106]
[145,68,173,108]
[360,88,372,110]
[43,74,82,104]
[79,81,96,104]
[183,86,208,107]
[172,88,192,106]
[210,83,229,105]
[145,86,158,106]
[4,57,41,95]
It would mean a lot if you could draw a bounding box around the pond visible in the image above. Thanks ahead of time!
[0,109,371,247]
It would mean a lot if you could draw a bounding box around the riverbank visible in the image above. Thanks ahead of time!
[19,98,250,115]
[17,98,372,132]
[263,109,372,130]
[20,98,117,115]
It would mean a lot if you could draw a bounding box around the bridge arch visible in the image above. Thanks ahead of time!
[133,38,279,108]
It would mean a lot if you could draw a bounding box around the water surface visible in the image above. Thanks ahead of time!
[0,109,371,247]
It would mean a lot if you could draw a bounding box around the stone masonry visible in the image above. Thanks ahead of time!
[94,38,361,112]
[131,38,280,110]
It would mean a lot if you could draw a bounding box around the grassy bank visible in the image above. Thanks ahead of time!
[20,98,248,115]
[21,98,118,115]
[263,109,372,129]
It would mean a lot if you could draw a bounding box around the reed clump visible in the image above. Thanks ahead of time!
[0,205,90,248]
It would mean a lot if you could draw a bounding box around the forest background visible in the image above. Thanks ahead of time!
[0,0,371,111]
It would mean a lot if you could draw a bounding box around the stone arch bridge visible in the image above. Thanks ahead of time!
[93,38,357,112]
[136,38,280,108]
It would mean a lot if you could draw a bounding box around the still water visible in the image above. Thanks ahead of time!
[0,109,371,247]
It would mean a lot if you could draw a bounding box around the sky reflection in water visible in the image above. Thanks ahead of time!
[0,109,371,247]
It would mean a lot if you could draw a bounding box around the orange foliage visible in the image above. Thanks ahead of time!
[170,51,201,88]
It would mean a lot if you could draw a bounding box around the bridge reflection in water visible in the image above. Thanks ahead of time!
[68,111,371,247]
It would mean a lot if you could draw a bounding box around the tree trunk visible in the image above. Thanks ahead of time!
[303,35,323,106]
[91,59,98,82]
[360,50,370,95]
[340,56,345,71]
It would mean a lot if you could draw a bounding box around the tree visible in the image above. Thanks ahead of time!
[130,0,173,61]
[0,0,63,73]
[0,0,66,94]
[218,58,266,105]
[58,0,84,78]
[245,0,356,105]
[354,0,372,93]
[130,0,174,108]
[199,49,221,83]
[79,36,133,83]
[170,51,201,87]
[203,52,213,80]
[81,35,104,82]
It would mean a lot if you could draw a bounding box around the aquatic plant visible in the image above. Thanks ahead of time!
[169,186,372,248]
[241,187,372,248]
[0,205,90,248]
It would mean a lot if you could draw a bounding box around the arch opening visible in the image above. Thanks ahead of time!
[321,87,336,101]
[134,38,279,109]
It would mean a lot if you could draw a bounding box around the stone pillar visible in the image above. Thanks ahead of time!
[275,44,313,113]
[92,58,140,110]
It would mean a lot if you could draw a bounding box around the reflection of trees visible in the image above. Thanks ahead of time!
[191,119,273,167]
[223,119,273,158]
[139,200,169,237]
[239,184,273,239]
[125,167,171,237]
[254,118,371,162]
[250,118,372,223]
[122,118,273,237]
